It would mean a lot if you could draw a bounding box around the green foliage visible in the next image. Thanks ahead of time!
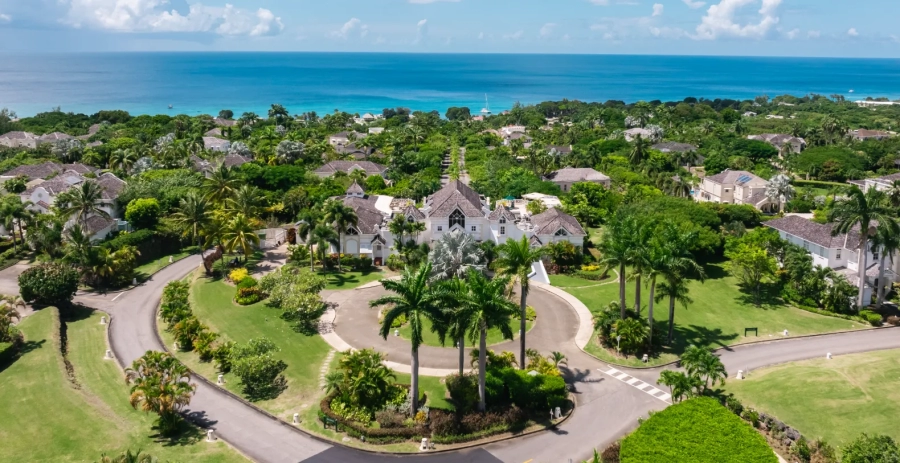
[562,182,621,227]
[793,147,866,182]
[228,338,288,401]
[725,243,777,306]
[330,348,398,411]
[117,169,202,213]
[259,267,326,333]
[841,434,899,463]
[445,373,479,413]
[18,263,79,305]
[858,310,883,327]
[494,367,568,410]
[620,397,777,463]
[125,198,161,230]
[3,176,27,194]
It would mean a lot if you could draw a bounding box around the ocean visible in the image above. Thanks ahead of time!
[1,53,899,118]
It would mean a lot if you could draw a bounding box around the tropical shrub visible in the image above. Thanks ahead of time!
[171,316,205,351]
[18,263,79,306]
[125,197,161,230]
[235,287,263,305]
[445,373,479,413]
[260,268,327,333]
[858,310,883,327]
[493,367,567,410]
[330,348,399,412]
[160,281,191,327]
[229,338,287,401]
[620,398,776,463]
[237,276,258,289]
[125,351,196,435]
[229,268,249,284]
[841,434,899,463]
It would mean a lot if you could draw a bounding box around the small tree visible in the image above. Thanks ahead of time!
[125,198,161,230]
[725,243,777,306]
[18,263,79,306]
[841,434,899,463]
[229,338,287,401]
[125,351,196,435]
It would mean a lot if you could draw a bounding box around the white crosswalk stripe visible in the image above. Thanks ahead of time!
[600,367,672,404]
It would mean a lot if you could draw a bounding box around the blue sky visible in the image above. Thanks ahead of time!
[0,0,898,57]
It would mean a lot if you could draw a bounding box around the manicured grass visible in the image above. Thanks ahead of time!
[397,317,533,348]
[549,274,612,288]
[394,372,454,411]
[725,349,900,447]
[317,269,388,290]
[165,272,333,420]
[135,251,192,279]
[561,262,862,366]
[0,308,244,463]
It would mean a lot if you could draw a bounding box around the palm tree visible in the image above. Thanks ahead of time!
[228,185,265,220]
[549,351,567,367]
[405,124,426,151]
[428,229,484,280]
[170,192,212,259]
[433,277,472,375]
[656,370,700,403]
[388,215,409,246]
[599,211,637,319]
[268,104,289,125]
[495,236,545,370]
[765,174,795,213]
[57,181,110,226]
[203,165,238,206]
[884,180,900,208]
[63,224,93,268]
[629,134,647,166]
[829,186,899,308]
[681,345,727,393]
[125,351,196,435]
[645,225,703,349]
[222,214,260,263]
[323,199,358,271]
[461,270,517,411]
[98,449,155,463]
[871,224,900,307]
[656,274,693,345]
[310,225,339,268]
[297,209,323,270]
[627,218,655,315]
[370,262,444,415]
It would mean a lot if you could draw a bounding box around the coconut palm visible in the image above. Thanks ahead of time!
[222,214,260,263]
[495,236,545,370]
[657,370,700,403]
[765,174,795,213]
[98,449,156,463]
[829,186,899,308]
[461,270,518,411]
[656,273,694,345]
[323,199,358,271]
[57,181,110,227]
[268,104,289,125]
[63,224,93,268]
[370,262,444,415]
[109,148,139,173]
[170,192,212,259]
[629,134,647,165]
[388,215,409,246]
[228,185,265,220]
[871,224,900,306]
[428,229,484,280]
[681,345,727,393]
[296,209,323,270]
[645,224,703,349]
[549,351,568,367]
[310,225,339,267]
[599,211,638,319]
[125,351,196,435]
[203,165,238,205]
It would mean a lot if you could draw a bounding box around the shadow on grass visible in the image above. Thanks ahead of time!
[152,414,215,447]
[62,304,98,323]
[318,269,380,288]
[0,339,46,374]
[735,282,784,309]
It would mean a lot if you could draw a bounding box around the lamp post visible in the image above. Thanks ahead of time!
[616,335,621,355]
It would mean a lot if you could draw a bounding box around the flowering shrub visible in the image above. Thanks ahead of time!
[236,287,263,305]
[581,264,601,272]
[229,268,249,284]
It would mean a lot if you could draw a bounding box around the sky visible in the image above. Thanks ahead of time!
[0,0,898,57]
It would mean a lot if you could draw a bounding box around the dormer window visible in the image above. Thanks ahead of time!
[499,217,507,224]
[449,209,465,229]
[555,229,568,236]
[346,227,359,235]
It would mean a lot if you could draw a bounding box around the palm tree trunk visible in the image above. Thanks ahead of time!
[876,250,887,306]
[458,336,465,376]
[667,295,676,345]
[634,274,642,316]
[648,277,656,350]
[16,219,25,251]
[858,240,868,309]
[310,243,315,271]
[618,263,626,319]
[478,327,487,412]
[8,221,17,253]
[519,280,528,370]
[410,347,419,415]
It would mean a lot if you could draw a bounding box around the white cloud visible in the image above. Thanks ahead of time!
[807,30,820,39]
[503,30,524,40]
[332,17,363,39]
[539,23,557,38]
[588,0,610,4]
[694,0,783,40]
[784,28,798,40]
[414,18,428,44]
[652,3,664,16]
[683,0,707,8]
[60,0,282,36]
[847,28,858,37]
[0,13,10,23]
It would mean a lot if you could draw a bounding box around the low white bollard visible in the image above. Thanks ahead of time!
[736,370,744,380]
[169,256,174,263]
[783,329,789,336]
[550,409,554,420]
[206,430,215,442]
[394,329,399,337]
[420,438,429,451]
[100,316,107,325]
[217,375,224,385]
[133,278,138,286]
[293,413,300,424]
[642,354,649,363]
[173,342,179,351]
[555,406,562,419]
[827,352,832,359]
[105,350,113,359]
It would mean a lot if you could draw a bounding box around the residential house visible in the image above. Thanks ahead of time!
[336,143,373,160]
[850,129,893,141]
[504,132,533,148]
[190,154,249,177]
[368,127,385,135]
[214,118,238,127]
[328,131,367,147]
[1,162,97,181]
[855,100,899,108]
[748,134,807,153]
[765,215,895,305]
[22,170,126,240]
[314,161,388,178]
[693,169,774,210]
[39,132,74,143]
[547,145,573,156]
[857,172,900,192]
[623,128,652,142]
[0,131,39,149]
[544,167,611,192]
[652,142,698,154]
[362,113,377,122]
[203,137,231,152]
[743,111,758,117]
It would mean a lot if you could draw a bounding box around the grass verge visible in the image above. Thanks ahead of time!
[397,317,534,348]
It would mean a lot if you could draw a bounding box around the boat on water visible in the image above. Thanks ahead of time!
[480,94,491,115]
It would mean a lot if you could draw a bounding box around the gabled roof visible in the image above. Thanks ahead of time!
[652,142,698,153]
[529,235,543,246]
[403,205,425,221]
[39,132,74,142]
[0,131,37,140]
[531,208,586,236]
[203,137,230,151]
[545,167,610,183]
[339,196,385,234]
[346,182,365,195]
[315,161,387,176]
[764,215,863,250]
[2,162,96,180]
[547,145,572,155]
[96,173,126,200]
[426,180,485,218]
[705,169,765,186]
[214,118,237,127]
[223,153,249,169]
[85,215,116,236]
[488,206,516,222]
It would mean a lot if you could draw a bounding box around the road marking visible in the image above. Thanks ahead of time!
[600,367,672,404]
[112,292,124,302]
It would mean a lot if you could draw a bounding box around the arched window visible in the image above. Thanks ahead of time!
[499,217,507,224]
[449,209,465,230]
[346,227,359,236]
[554,228,568,236]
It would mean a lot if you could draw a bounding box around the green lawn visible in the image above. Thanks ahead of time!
[164,272,333,421]
[317,269,388,290]
[549,274,612,288]
[397,317,533,348]
[725,349,900,448]
[135,251,193,279]
[561,262,862,366]
[0,308,245,463]
[393,372,454,411]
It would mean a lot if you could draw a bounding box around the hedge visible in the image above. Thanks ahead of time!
[791,179,849,189]
[101,229,181,265]
[620,397,777,463]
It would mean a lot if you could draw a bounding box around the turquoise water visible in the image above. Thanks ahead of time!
[1,53,899,117]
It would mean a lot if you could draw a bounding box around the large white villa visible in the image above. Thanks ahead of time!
[306,180,587,281]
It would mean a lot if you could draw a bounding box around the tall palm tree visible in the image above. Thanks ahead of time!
[388,215,409,247]
[461,270,517,411]
[310,225,339,269]
[228,185,265,220]
[629,134,647,166]
[627,218,655,315]
[885,180,900,208]
[829,186,899,308]
[323,199,358,271]
[203,165,238,206]
[222,214,260,263]
[57,181,110,227]
[63,224,93,269]
[599,211,637,319]
[297,209,323,270]
[170,192,212,259]
[125,351,196,435]
[428,229,484,280]
[644,225,703,348]
[871,224,900,307]
[268,104,289,125]
[765,174,795,213]
[656,274,694,345]
[370,262,443,415]
[495,236,545,370]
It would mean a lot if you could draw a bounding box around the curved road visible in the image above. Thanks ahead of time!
[82,256,900,463]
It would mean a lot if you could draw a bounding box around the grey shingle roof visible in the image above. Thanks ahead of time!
[488,206,516,221]
[2,162,95,180]
[24,171,85,196]
[223,153,249,169]
[403,205,425,221]
[531,208,585,236]
[315,161,387,176]
[346,182,365,195]
[545,167,610,183]
[0,131,36,140]
[340,196,385,234]
[764,215,865,249]
[96,173,126,200]
[85,215,116,236]
[705,169,765,186]
[547,145,572,155]
[39,132,74,142]
[426,180,485,218]
[652,142,698,153]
